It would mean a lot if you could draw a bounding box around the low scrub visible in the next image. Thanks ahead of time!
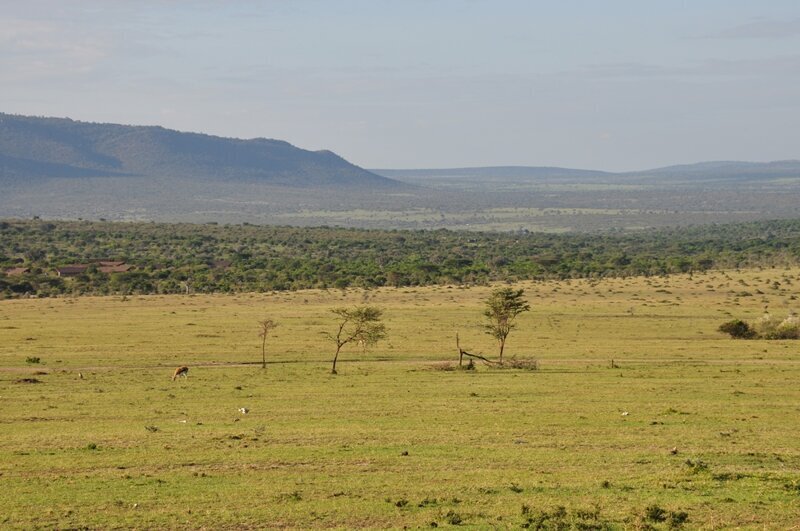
[642,504,689,528]
[719,312,800,340]
[520,504,612,529]
[429,362,458,372]
[503,357,540,371]
[757,312,800,339]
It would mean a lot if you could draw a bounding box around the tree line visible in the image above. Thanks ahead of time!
[2,218,800,298]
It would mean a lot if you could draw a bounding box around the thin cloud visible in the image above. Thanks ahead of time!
[0,17,109,82]
[567,55,800,81]
[713,18,800,39]
[572,62,670,79]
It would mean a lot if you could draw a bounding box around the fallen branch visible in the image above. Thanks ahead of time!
[456,333,497,366]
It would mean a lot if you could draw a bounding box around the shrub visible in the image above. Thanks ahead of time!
[718,320,756,339]
[723,312,800,340]
[445,510,462,525]
[520,505,612,529]
[645,504,667,522]
[771,313,800,339]
[754,312,777,338]
[756,311,800,338]
[25,356,41,364]
[669,511,689,528]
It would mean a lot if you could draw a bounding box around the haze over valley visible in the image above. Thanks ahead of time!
[2,113,799,232]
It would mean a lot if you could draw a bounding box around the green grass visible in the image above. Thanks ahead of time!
[2,269,800,528]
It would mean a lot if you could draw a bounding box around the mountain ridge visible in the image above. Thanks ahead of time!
[0,113,401,188]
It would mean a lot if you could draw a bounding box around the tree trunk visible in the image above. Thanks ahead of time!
[331,344,342,374]
[499,338,505,364]
[261,336,267,369]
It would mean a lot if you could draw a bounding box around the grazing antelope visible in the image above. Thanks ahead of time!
[172,366,189,381]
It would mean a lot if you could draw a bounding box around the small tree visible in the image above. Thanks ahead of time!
[482,287,530,363]
[258,318,279,369]
[325,306,386,374]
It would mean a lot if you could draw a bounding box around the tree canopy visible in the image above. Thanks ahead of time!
[2,218,800,299]
[324,306,387,374]
[483,288,531,363]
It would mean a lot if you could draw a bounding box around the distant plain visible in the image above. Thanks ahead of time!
[5,169,800,232]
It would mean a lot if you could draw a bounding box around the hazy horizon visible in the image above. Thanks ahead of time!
[3,1,799,172]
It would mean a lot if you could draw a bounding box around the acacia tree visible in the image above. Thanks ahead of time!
[482,287,530,363]
[258,318,279,369]
[325,306,386,374]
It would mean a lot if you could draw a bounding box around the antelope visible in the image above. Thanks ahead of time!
[172,366,189,381]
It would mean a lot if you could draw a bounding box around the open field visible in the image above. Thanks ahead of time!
[2,269,800,528]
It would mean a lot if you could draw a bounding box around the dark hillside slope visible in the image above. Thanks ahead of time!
[0,113,399,187]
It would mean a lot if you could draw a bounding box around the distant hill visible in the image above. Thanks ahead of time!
[372,166,611,181]
[0,113,400,188]
[374,161,800,184]
[631,160,800,182]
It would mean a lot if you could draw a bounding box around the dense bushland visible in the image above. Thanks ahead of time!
[2,218,800,298]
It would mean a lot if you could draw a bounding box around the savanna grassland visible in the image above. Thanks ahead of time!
[2,269,800,529]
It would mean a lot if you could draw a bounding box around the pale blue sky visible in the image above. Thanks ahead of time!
[2,1,799,170]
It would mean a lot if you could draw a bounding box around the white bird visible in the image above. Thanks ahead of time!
[238,407,249,414]
[621,411,629,416]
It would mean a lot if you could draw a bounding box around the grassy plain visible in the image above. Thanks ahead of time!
[274,207,661,233]
[270,206,764,233]
[1,268,800,528]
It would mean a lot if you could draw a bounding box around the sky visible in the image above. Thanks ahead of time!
[2,0,799,171]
